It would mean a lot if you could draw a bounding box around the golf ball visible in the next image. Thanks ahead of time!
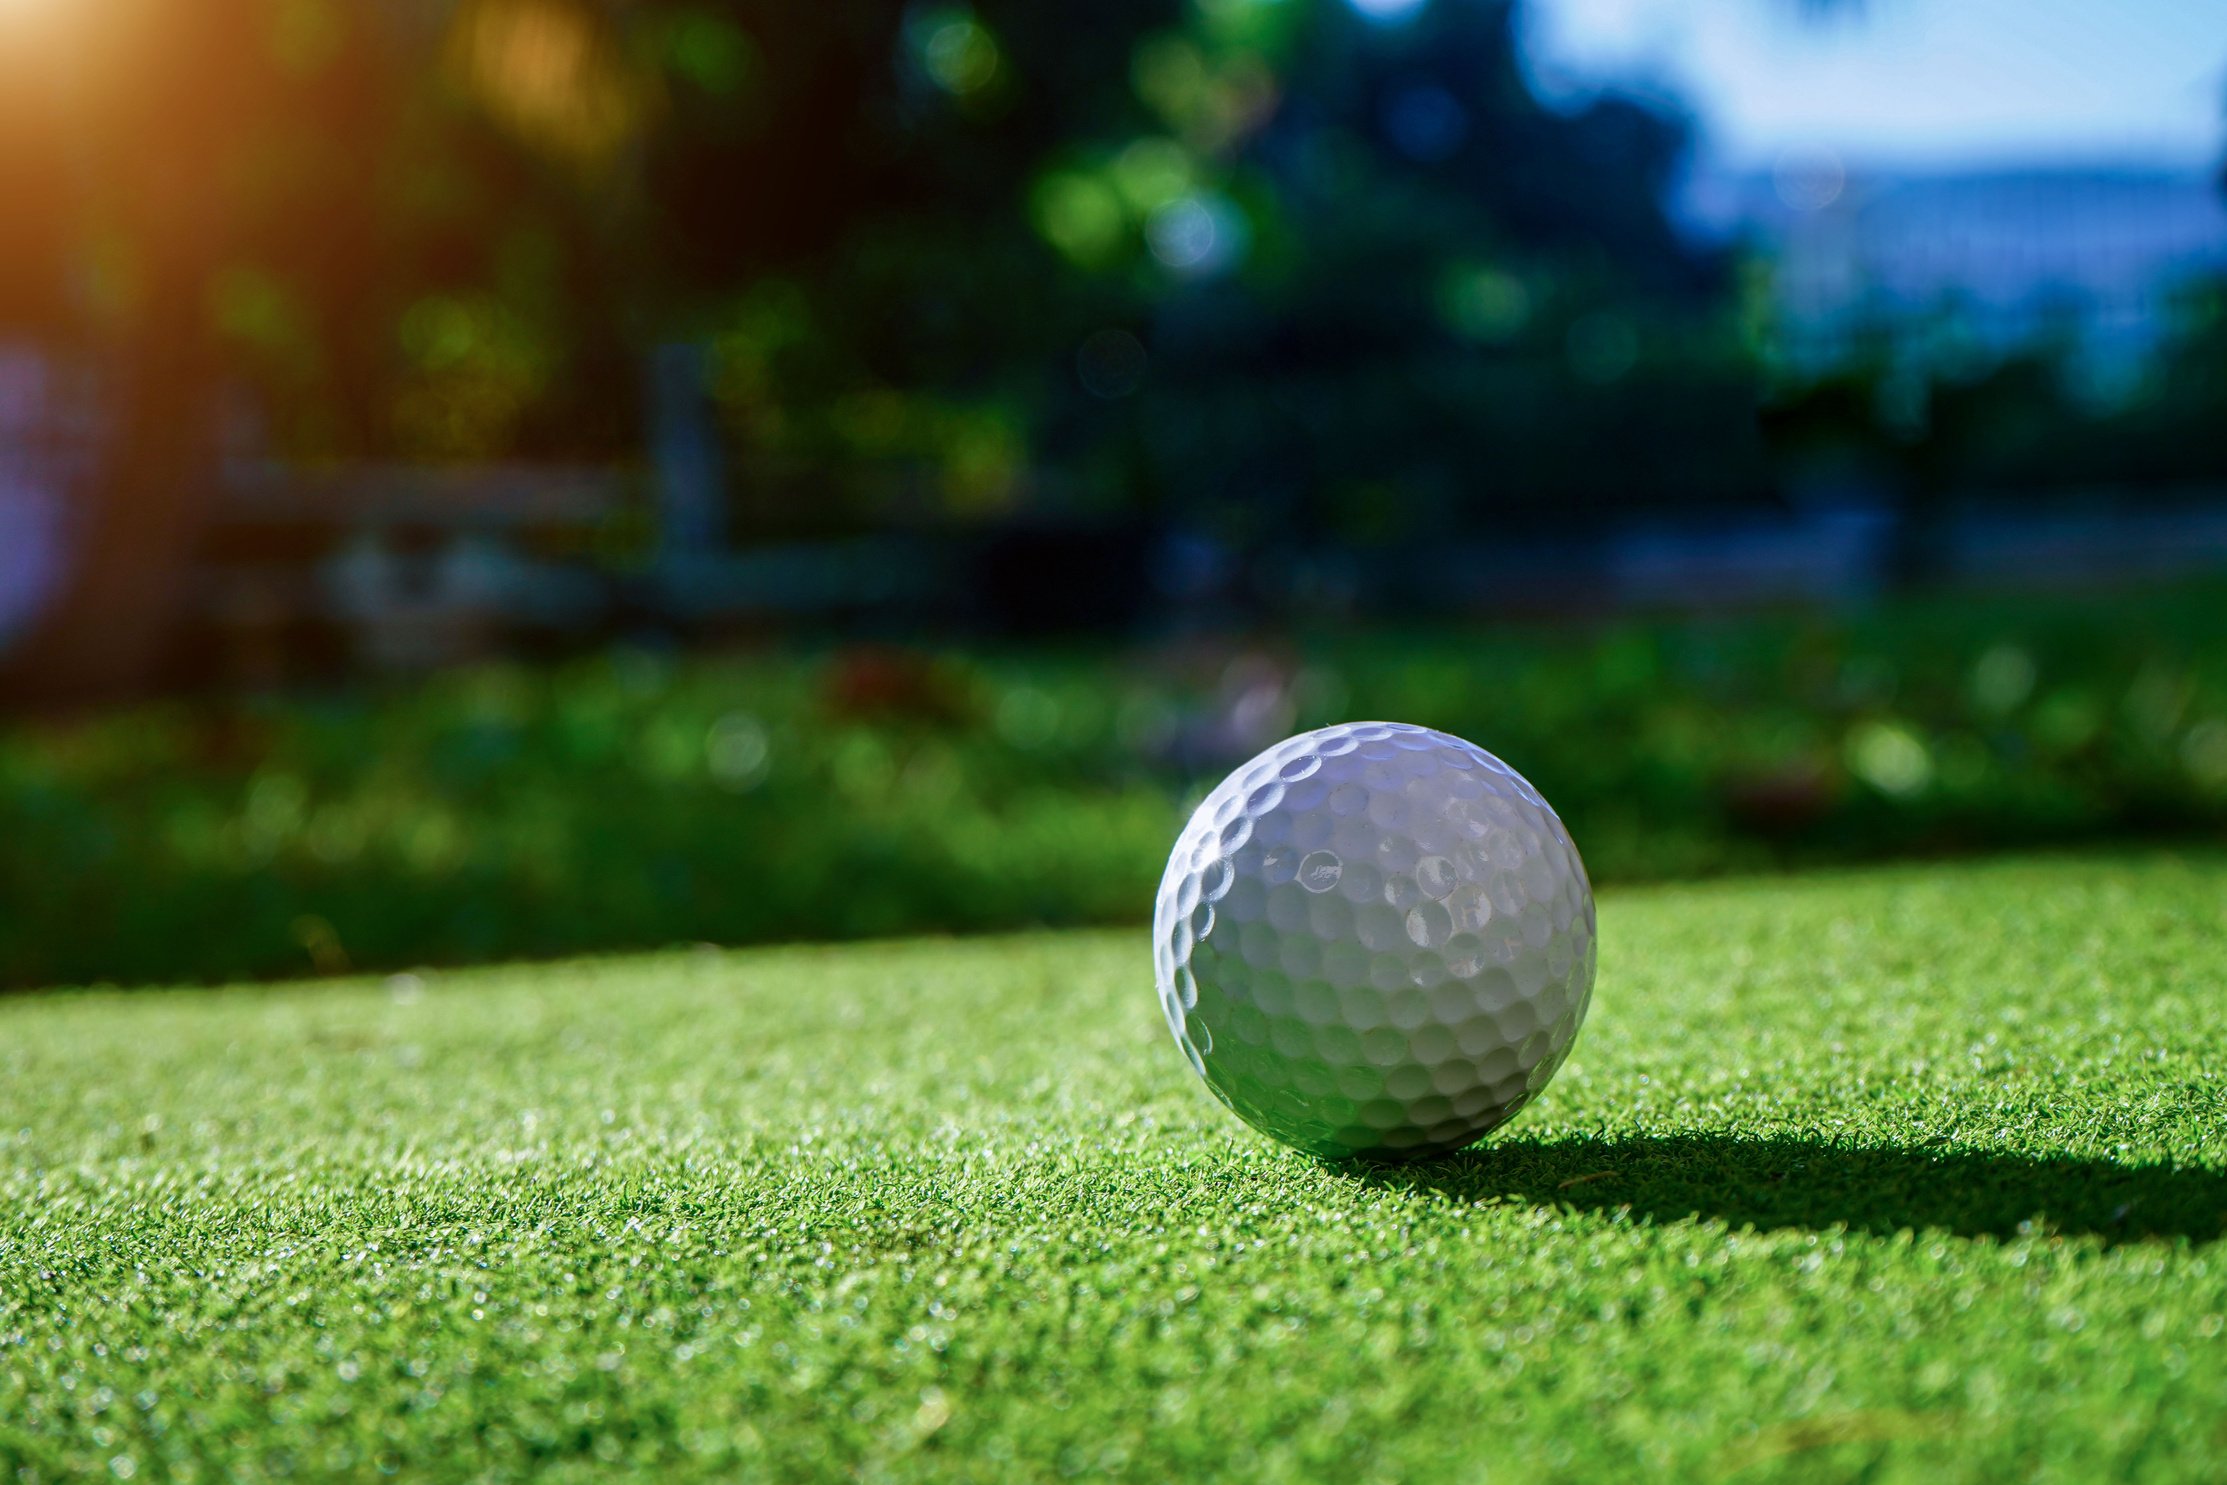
[1152,722,1596,1159]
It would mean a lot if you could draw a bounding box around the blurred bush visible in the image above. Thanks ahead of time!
[5,585,2226,988]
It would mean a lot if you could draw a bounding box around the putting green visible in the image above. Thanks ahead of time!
[4,852,2224,1481]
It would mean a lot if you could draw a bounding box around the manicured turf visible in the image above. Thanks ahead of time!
[4,852,2225,1482]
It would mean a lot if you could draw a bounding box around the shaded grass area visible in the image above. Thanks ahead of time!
[1380,1134,2227,1244]
[4,852,2226,1482]
[7,584,2227,988]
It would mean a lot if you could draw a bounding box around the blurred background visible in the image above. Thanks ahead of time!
[2,0,2225,987]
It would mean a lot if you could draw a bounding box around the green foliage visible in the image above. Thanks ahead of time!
[1761,279,2227,500]
[3,854,2225,1480]
[59,0,1759,523]
[5,587,2227,988]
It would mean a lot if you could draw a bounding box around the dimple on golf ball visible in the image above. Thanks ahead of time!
[1152,721,1596,1160]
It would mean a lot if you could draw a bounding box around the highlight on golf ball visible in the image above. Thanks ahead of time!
[1152,721,1596,1160]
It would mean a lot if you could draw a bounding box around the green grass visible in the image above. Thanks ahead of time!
[9,582,2227,989]
[4,852,2225,1482]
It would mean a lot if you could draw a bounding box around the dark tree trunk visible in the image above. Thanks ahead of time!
[0,4,244,712]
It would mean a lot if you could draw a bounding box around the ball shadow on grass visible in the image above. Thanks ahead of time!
[1343,1133,2227,1245]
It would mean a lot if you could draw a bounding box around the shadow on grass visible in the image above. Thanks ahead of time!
[1346,1134,2227,1245]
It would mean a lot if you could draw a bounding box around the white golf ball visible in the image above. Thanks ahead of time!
[1152,721,1596,1159]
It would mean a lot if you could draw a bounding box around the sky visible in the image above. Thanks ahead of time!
[1515,0,2227,172]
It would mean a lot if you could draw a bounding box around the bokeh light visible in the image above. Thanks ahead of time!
[448,0,647,171]
[1112,137,1194,213]
[0,0,63,32]
[913,6,1001,97]
[1032,171,1126,267]
[1146,193,1249,276]
[1439,266,1532,342]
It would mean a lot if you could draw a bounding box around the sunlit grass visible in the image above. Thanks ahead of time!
[3,852,2224,1480]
